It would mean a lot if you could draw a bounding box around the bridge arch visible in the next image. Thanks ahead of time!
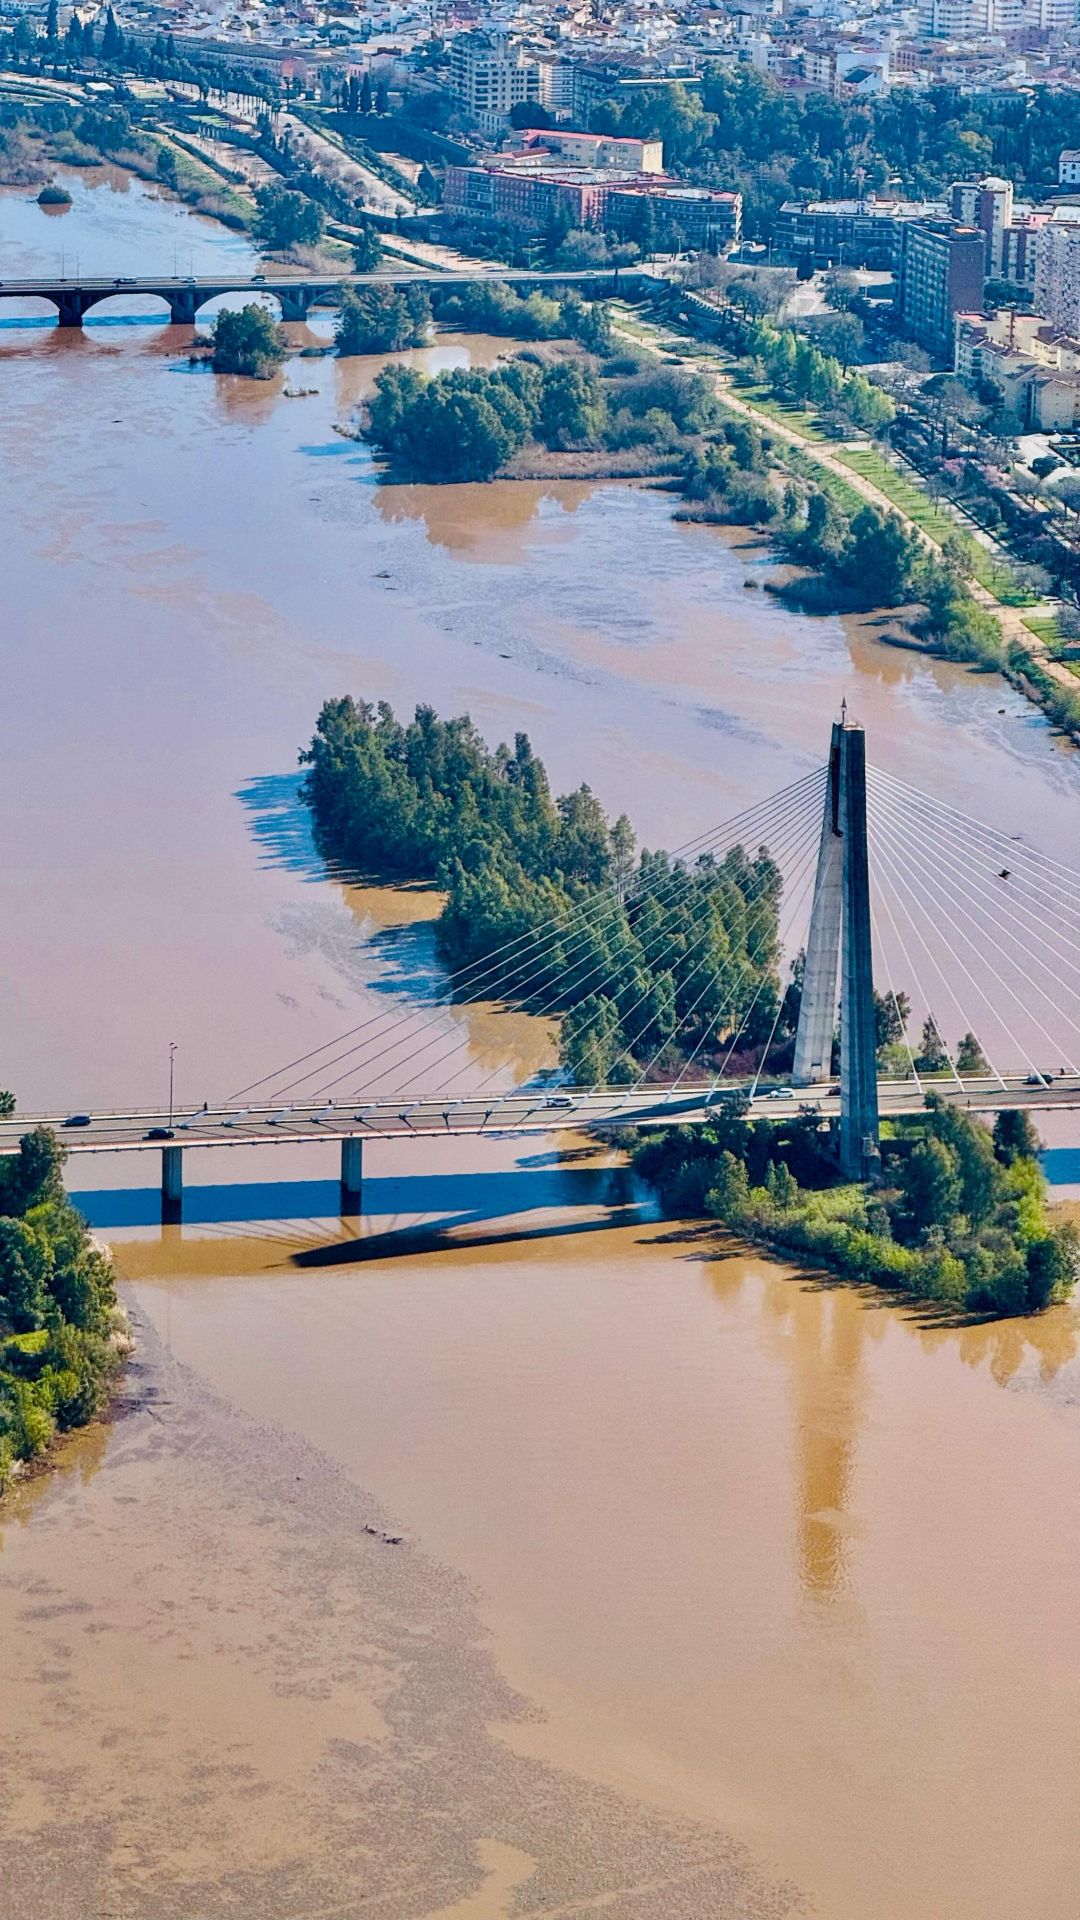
[0,292,63,326]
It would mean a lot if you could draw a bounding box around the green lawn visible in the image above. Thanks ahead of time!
[835,448,1038,605]
[1022,612,1065,647]
[731,380,826,442]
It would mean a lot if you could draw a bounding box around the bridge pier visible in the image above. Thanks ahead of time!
[56,291,92,328]
[340,1136,363,1216]
[279,286,314,324]
[168,289,199,325]
[161,1144,183,1223]
[793,717,879,1181]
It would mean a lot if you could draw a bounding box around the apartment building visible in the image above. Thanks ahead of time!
[443,164,742,249]
[949,176,1012,275]
[919,0,1075,28]
[510,128,665,174]
[956,309,1080,427]
[897,219,986,354]
[447,32,540,133]
[1034,218,1080,334]
[773,197,943,270]
[1060,149,1080,186]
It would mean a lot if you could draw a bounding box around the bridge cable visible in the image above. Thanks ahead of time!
[279,773,829,1102]
[312,779,829,1104]
[868,815,1046,1083]
[342,815,815,1108]
[225,765,828,1104]
[869,805,1080,1077]
[869,788,1080,1051]
[436,799,825,1105]
[702,845,821,1100]
[667,835,821,1102]
[868,780,1080,985]
[869,765,1080,915]
[605,814,823,1098]
[868,895,923,1099]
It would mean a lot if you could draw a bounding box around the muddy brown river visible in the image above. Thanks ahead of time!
[3,171,1080,1920]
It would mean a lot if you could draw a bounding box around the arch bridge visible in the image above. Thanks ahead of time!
[0,266,655,328]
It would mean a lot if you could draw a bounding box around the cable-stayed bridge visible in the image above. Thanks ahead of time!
[7,714,1080,1221]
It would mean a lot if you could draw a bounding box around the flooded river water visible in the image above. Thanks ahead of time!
[3,170,1080,1920]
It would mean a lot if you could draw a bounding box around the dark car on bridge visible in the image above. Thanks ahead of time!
[64,1113,92,1127]
[145,1126,175,1140]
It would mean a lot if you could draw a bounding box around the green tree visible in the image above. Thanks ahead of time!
[823,267,859,311]
[916,1015,948,1074]
[360,70,373,114]
[100,6,121,60]
[536,362,603,450]
[898,1134,962,1239]
[45,0,59,41]
[375,78,389,114]
[352,225,383,273]
[993,1107,1040,1166]
[955,1031,989,1075]
[211,304,286,378]
[560,993,621,1084]
[336,284,429,355]
[0,1217,49,1331]
[0,1091,14,1118]
[253,184,324,253]
[874,989,911,1054]
[839,508,918,607]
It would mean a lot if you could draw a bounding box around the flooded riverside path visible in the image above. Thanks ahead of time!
[3,173,1080,1920]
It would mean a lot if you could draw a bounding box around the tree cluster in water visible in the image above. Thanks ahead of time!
[366,344,718,485]
[300,698,787,1083]
[0,1115,122,1493]
[636,1096,1077,1319]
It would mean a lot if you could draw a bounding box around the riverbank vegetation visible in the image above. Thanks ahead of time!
[335,284,431,356]
[0,1118,125,1496]
[300,697,783,1083]
[0,93,250,225]
[211,303,286,377]
[365,332,718,482]
[635,1096,1077,1319]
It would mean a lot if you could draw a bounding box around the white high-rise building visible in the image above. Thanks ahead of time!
[920,0,1076,29]
[1034,219,1080,334]
[917,0,992,36]
[448,33,541,134]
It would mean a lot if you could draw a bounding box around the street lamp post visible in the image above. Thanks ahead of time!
[168,1041,177,1129]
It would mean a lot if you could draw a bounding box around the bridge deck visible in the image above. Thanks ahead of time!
[2,1075,1077,1156]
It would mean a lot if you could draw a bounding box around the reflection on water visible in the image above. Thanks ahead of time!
[765,1280,869,1598]
[112,1210,1080,1920]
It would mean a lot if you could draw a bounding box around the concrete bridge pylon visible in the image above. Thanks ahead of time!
[792,715,879,1181]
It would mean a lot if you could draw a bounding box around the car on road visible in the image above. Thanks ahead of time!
[63,1113,92,1127]
[145,1127,175,1140]
[768,1087,794,1099]
[113,276,136,287]
[544,1094,577,1109]
[252,273,266,283]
